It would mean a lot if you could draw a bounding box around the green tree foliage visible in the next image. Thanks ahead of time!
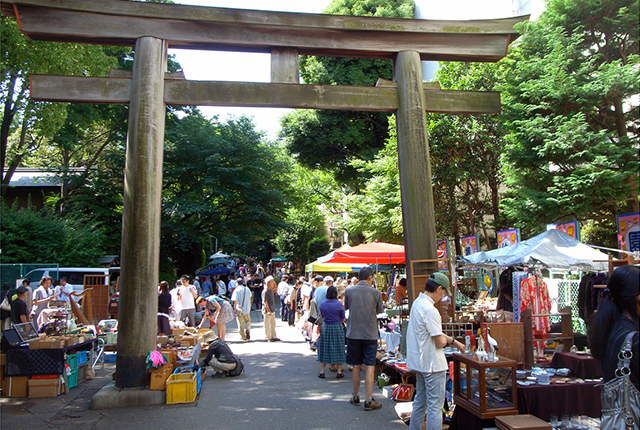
[279,0,414,188]
[501,0,639,235]
[162,112,292,274]
[0,202,105,265]
[273,206,330,270]
[343,61,509,250]
[343,117,403,243]
[273,164,335,268]
[0,16,120,196]
[428,62,509,251]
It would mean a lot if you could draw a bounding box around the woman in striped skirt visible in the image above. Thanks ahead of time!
[317,286,346,379]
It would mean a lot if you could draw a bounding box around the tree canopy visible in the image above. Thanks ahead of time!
[278,0,414,189]
[501,0,639,234]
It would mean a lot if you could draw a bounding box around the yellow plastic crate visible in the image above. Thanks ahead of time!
[166,372,197,404]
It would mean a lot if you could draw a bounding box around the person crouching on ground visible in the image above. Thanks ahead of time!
[406,272,464,430]
[196,294,234,342]
[202,338,237,377]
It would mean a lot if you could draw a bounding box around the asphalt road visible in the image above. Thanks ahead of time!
[1,309,408,430]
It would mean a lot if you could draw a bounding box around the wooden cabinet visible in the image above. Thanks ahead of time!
[409,259,452,321]
[453,353,518,419]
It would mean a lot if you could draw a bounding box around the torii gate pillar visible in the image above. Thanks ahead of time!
[115,36,167,388]
[395,51,438,286]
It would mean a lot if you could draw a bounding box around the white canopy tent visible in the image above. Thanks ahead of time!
[458,229,613,272]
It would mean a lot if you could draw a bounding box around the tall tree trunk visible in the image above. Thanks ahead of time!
[1,73,19,197]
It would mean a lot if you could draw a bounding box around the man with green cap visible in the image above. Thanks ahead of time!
[406,272,464,430]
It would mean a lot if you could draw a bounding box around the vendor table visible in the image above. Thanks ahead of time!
[517,377,601,422]
[377,359,415,385]
[449,376,602,429]
[6,339,97,377]
[550,352,601,379]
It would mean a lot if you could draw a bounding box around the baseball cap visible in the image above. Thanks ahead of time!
[429,272,451,295]
[16,286,28,294]
[314,275,324,281]
[323,276,334,283]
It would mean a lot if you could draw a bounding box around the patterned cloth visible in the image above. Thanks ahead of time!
[512,272,528,323]
[317,323,346,364]
[520,275,551,333]
[215,301,235,325]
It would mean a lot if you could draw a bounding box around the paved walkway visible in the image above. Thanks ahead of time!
[1,310,408,430]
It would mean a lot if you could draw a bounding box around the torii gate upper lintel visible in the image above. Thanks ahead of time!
[2,0,526,392]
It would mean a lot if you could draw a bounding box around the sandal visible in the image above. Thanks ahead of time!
[336,372,345,379]
[318,373,325,379]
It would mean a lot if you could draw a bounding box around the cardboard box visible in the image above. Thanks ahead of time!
[171,329,186,335]
[7,376,29,398]
[157,335,168,344]
[149,364,172,391]
[181,337,197,347]
[41,338,66,349]
[28,378,60,398]
[29,338,42,349]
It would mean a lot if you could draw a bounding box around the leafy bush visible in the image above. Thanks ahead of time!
[0,202,106,266]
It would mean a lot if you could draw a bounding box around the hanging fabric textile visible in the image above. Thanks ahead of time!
[520,273,551,333]
[511,271,528,322]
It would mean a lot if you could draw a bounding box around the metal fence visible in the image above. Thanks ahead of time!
[545,273,585,334]
[0,263,59,287]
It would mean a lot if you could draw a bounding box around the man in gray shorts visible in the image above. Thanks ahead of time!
[344,266,383,411]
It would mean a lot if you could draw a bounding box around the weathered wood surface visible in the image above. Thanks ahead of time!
[30,75,501,114]
[3,0,526,61]
[115,36,166,389]
[395,51,439,301]
[271,48,299,84]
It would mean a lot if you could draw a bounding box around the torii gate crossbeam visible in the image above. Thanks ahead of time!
[2,0,526,393]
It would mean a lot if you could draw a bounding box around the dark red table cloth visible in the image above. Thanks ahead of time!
[450,377,601,428]
[550,352,601,379]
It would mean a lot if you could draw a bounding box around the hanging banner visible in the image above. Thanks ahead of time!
[617,212,640,257]
[461,235,479,271]
[547,221,580,240]
[437,239,448,270]
[497,228,520,248]
[461,235,479,256]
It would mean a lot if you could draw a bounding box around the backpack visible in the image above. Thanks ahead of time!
[227,354,244,377]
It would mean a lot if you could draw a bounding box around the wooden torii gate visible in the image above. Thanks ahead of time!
[2,0,526,388]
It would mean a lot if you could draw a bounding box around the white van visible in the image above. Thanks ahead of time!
[24,267,118,295]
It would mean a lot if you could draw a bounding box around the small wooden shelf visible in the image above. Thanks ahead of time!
[522,306,574,369]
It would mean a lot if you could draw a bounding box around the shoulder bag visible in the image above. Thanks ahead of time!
[601,331,640,430]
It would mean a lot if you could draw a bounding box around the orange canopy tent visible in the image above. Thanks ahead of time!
[323,241,406,265]
[323,241,446,265]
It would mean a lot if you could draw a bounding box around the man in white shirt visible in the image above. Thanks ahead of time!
[31,276,54,329]
[177,275,198,327]
[217,277,227,297]
[277,275,290,321]
[406,272,464,430]
[231,278,251,340]
[56,277,75,303]
[227,277,237,297]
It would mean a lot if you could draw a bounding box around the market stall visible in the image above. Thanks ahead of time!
[1,321,100,398]
[446,229,617,427]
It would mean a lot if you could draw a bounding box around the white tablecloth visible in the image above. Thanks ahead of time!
[379,329,401,352]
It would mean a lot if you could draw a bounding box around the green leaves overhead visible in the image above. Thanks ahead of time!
[501,0,639,233]
[279,0,414,189]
